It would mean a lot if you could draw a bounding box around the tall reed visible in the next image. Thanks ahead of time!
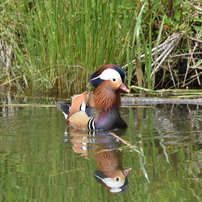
[1,0,137,96]
[124,0,202,92]
[1,0,201,95]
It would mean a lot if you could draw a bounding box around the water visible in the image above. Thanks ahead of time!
[1,95,202,202]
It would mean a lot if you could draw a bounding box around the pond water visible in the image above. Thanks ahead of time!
[1,94,202,201]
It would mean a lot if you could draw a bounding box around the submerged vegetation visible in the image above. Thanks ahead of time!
[0,0,202,97]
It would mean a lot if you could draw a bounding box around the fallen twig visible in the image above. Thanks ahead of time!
[109,132,142,154]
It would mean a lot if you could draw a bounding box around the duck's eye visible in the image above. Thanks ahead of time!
[115,177,120,182]
[112,78,116,82]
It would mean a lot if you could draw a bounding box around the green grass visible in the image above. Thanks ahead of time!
[0,0,201,96]
[1,0,138,96]
[124,0,202,92]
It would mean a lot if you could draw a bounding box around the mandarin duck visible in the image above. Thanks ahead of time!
[93,149,131,193]
[63,129,131,193]
[56,64,129,131]
[92,132,131,193]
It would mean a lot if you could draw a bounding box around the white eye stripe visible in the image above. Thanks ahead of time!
[99,69,121,81]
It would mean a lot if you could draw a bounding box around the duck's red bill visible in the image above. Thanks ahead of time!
[122,168,132,176]
[119,83,129,93]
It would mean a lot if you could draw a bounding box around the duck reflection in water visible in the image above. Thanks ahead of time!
[64,128,132,193]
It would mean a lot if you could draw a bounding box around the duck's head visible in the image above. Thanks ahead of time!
[93,168,131,193]
[90,64,129,93]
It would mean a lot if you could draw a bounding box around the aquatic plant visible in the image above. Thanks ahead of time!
[0,0,201,96]
[124,0,202,92]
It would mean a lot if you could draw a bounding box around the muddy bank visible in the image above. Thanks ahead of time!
[121,97,202,106]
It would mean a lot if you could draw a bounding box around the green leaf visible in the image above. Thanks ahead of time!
[192,25,202,31]
[192,18,202,22]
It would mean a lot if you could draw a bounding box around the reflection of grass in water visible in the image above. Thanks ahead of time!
[195,111,202,121]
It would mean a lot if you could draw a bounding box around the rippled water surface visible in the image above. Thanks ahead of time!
[1,95,202,202]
